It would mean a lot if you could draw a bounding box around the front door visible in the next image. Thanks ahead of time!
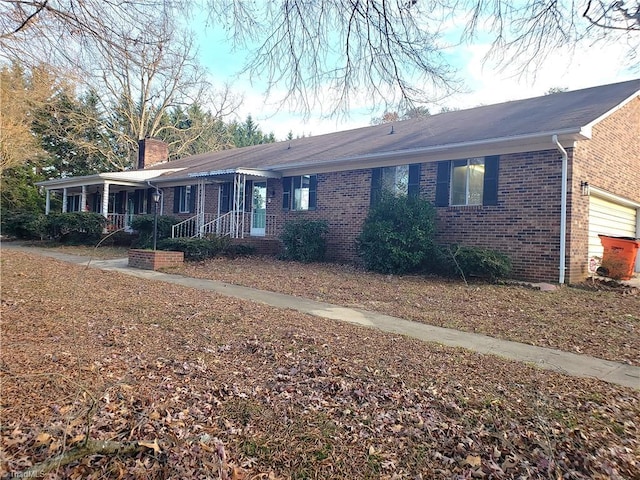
[250,181,267,236]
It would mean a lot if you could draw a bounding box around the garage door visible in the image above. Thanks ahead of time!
[588,195,639,273]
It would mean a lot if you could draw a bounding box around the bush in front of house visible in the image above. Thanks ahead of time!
[431,244,512,282]
[1,212,48,240]
[358,194,437,274]
[280,219,329,263]
[130,215,179,248]
[157,236,230,261]
[45,212,107,244]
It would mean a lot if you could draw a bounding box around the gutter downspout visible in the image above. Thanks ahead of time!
[552,135,568,284]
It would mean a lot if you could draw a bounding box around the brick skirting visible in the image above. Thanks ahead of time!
[128,249,184,270]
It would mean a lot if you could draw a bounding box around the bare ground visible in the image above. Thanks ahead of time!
[1,250,639,479]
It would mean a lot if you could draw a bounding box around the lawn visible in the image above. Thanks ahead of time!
[176,256,640,366]
[1,249,638,479]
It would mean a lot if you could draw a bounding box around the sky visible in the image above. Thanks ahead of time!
[193,12,638,141]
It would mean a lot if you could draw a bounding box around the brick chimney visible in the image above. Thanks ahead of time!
[137,138,169,169]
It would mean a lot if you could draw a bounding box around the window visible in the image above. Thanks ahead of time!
[451,158,485,205]
[370,164,421,205]
[282,175,317,211]
[381,165,409,197]
[435,156,499,207]
[67,195,81,212]
[173,185,195,213]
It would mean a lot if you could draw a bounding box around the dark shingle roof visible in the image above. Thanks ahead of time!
[149,79,639,179]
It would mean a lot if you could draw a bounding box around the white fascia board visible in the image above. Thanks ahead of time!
[589,186,640,208]
[188,168,281,179]
[278,130,586,176]
[36,168,183,189]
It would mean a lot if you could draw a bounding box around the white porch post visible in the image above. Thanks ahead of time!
[102,182,110,218]
[62,188,68,213]
[232,173,246,239]
[197,178,206,237]
[81,186,87,212]
[45,190,51,215]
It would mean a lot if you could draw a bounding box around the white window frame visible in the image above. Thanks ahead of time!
[293,175,311,211]
[450,158,485,206]
[178,185,192,213]
[381,165,409,197]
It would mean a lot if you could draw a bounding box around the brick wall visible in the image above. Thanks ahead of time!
[138,138,169,169]
[567,97,640,283]
[156,98,637,282]
[128,249,184,270]
[425,151,566,282]
[270,170,372,262]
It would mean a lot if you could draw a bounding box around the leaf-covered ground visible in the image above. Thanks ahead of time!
[176,256,640,366]
[1,250,639,479]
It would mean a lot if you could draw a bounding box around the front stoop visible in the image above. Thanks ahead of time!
[128,249,184,271]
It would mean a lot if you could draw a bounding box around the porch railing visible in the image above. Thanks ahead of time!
[171,214,216,238]
[106,213,128,232]
[173,212,278,239]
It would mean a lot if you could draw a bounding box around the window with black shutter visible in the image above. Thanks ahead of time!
[435,156,500,206]
[282,175,317,210]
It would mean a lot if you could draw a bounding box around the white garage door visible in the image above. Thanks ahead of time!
[588,195,639,273]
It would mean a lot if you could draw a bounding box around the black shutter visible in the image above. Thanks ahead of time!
[115,191,125,214]
[147,189,154,214]
[308,175,317,210]
[282,177,291,210]
[370,168,382,206]
[173,187,180,213]
[244,180,253,212]
[90,193,98,212]
[408,163,421,197]
[190,185,197,213]
[220,182,230,213]
[435,161,451,207]
[483,155,499,206]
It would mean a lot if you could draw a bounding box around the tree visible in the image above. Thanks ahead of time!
[206,0,638,115]
[229,115,276,147]
[0,62,54,172]
[371,106,430,125]
[159,103,235,158]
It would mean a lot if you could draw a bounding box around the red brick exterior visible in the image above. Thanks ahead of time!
[128,249,184,270]
[567,97,640,283]
[138,138,169,169]
[150,98,638,283]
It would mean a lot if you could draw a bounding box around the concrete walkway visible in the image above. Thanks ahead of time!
[3,243,639,390]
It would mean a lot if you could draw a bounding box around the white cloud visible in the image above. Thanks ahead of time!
[201,23,637,140]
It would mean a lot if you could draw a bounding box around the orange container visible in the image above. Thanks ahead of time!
[598,235,640,280]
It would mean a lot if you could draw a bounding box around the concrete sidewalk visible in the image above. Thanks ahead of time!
[4,243,639,390]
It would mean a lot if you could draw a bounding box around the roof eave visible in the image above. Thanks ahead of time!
[274,128,590,175]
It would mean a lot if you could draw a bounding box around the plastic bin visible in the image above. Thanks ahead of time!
[597,235,640,280]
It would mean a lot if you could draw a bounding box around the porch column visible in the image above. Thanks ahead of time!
[62,188,68,213]
[81,186,87,212]
[197,178,206,236]
[45,190,51,215]
[102,182,110,218]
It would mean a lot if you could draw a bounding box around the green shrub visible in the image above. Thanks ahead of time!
[441,245,512,281]
[99,230,136,247]
[358,194,436,274]
[46,212,107,244]
[157,236,229,261]
[1,212,48,239]
[130,215,179,248]
[280,219,328,263]
[224,243,256,257]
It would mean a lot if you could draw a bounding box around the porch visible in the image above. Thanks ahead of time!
[171,211,278,239]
